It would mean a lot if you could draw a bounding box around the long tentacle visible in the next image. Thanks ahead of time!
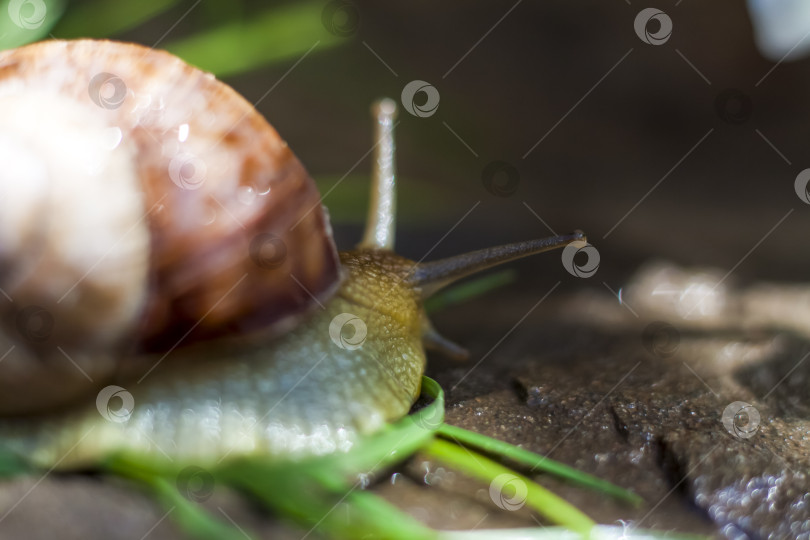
[358,99,398,251]
[411,232,586,298]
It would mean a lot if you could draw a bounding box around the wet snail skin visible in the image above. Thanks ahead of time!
[0,39,584,468]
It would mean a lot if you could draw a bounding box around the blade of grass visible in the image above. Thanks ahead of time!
[149,475,247,540]
[438,423,642,505]
[50,0,180,39]
[217,459,438,540]
[425,269,516,313]
[343,490,438,540]
[103,454,247,540]
[423,438,596,537]
[163,1,342,77]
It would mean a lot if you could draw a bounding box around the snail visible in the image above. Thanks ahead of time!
[0,39,585,468]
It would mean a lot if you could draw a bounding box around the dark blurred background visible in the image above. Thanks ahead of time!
[5,0,810,289]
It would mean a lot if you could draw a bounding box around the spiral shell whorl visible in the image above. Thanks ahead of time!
[0,92,149,414]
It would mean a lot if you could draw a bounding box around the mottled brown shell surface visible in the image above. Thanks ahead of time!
[0,39,340,352]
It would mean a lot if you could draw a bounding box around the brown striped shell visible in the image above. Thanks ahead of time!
[0,39,340,414]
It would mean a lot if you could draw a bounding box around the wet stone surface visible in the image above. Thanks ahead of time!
[2,263,810,538]
[425,263,810,539]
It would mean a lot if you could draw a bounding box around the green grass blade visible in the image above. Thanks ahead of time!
[423,438,596,537]
[51,0,180,38]
[438,423,642,506]
[149,475,247,540]
[102,454,247,540]
[163,1,343,77]
[343,491,438,540]
[217,460,438,540]
[425,270,516,313]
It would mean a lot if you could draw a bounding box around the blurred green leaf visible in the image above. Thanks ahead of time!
[425,269,516,313]
[0,447,31,478]
[0,0,65,50]
[51,0,180,38]
[164,1,344,77]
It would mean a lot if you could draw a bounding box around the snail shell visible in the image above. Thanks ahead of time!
[0,40,339,414]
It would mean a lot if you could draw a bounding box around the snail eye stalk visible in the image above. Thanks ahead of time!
[358,98,398,251]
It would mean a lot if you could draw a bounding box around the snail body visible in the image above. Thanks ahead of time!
[0,40,583,468]
[16,250,424,467]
